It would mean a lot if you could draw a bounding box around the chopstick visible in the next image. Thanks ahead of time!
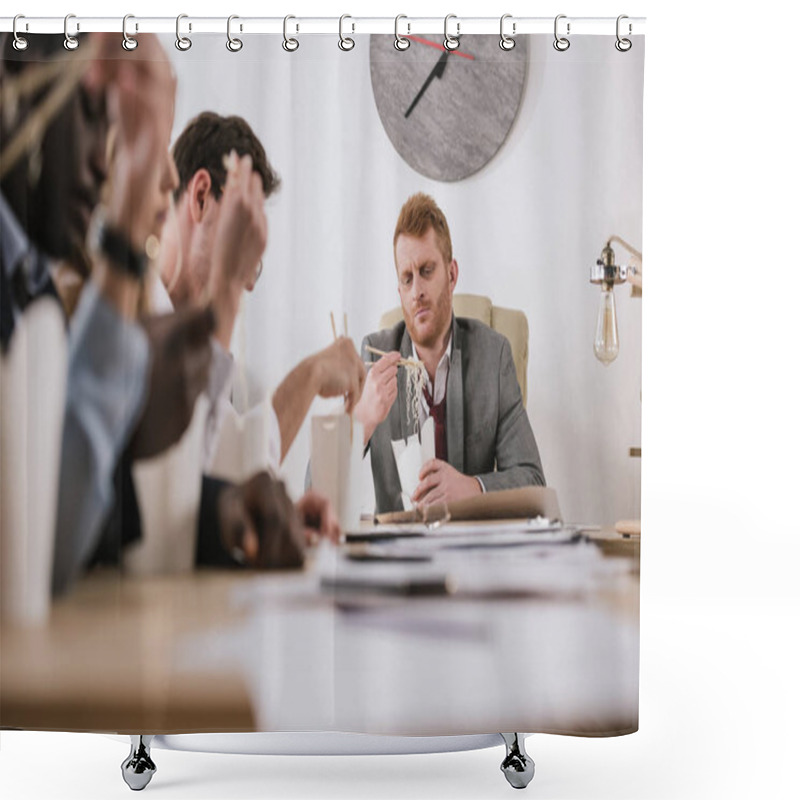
[364,345,423,368]
[1,38,101,181]
[329,310,355,439]
[330,312,349,339]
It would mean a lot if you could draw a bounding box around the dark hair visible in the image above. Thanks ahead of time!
[172,112,280,201]
[0,32,64,71]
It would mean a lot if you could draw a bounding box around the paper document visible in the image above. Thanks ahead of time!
[347,517,565,541]
[376,485,563,524]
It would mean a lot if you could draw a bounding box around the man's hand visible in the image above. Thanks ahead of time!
[217,471,305,569]
[353,351,401,444]
[271,338,366,462]
[412,459,482,507]
[85,34,177,250]
[128,307,215,460]
[310,338,367,414]
[208,152,268,348]
[296,490,341,545]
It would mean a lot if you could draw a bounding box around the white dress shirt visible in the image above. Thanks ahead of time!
[411,330,452,429]
[411,325,485,492]
[150,278,281,474]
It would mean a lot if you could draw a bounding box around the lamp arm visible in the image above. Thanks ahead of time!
[608,234,642,270]
[607,235,642,264]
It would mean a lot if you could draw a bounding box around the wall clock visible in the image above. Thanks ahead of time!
[370,34,528,182]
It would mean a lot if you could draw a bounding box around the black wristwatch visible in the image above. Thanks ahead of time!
[89,211,149,279]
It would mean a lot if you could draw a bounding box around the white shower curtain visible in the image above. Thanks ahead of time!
[0,22,642,764]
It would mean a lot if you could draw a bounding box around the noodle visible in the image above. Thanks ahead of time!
[404,362,426,437]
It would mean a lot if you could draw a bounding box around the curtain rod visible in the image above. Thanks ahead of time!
[0,16,646,37]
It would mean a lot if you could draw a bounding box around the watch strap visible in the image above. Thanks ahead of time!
[97,221,148,279]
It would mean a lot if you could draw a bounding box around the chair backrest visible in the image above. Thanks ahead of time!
[378,293,529,405]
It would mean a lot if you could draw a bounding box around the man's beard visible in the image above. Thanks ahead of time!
[407,291,451,349]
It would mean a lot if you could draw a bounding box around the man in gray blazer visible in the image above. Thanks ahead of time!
[354,193,545,514]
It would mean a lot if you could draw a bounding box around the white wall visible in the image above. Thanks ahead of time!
[167,33,644,525]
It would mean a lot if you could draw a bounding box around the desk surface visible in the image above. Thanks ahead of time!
[1,570,258,733]
[1,528,639,736]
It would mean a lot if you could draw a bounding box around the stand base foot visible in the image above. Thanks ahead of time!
[500,733,535,789]
[121,735,156,791]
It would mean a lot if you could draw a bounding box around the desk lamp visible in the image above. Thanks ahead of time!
[590,236,643,537]
[590,236,642,365]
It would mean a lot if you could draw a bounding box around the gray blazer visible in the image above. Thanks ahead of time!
[363,317,545,514]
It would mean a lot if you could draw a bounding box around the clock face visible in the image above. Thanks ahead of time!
[370,34,529,182]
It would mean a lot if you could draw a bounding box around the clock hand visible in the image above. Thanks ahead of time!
[406,35,475,61]
[404,50,449,119]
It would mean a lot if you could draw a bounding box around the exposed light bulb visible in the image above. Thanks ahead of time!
[594,287,619,365]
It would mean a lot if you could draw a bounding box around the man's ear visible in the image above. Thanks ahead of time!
[396,258,402,298]
[449,258,459,292]
[188,169,213,224]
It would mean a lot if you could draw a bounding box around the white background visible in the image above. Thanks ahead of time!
[2,1,799,799]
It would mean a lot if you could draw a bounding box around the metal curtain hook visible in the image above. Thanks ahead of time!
[122,14,138,51]
[338,14,355,51]
[176,14,192,51]
[64,13,79,51]
[443,13,460,51]
[616,15,632,51]
[283,15,299,52]
[499,14,516,51]
[226,15,242,52]
[12,15,29,51]
[394,14,410,51]
[554,14,570,51]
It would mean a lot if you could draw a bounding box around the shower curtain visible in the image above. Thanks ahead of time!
[0,20,643,774]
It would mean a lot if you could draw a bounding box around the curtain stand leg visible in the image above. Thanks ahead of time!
[500,733,535,789]
[121,735,156,791]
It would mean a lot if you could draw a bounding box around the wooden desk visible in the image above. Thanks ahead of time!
[1,528,639,736]
[1,570,259,733]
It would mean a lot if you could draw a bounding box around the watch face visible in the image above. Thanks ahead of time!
[370,34,529,182]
